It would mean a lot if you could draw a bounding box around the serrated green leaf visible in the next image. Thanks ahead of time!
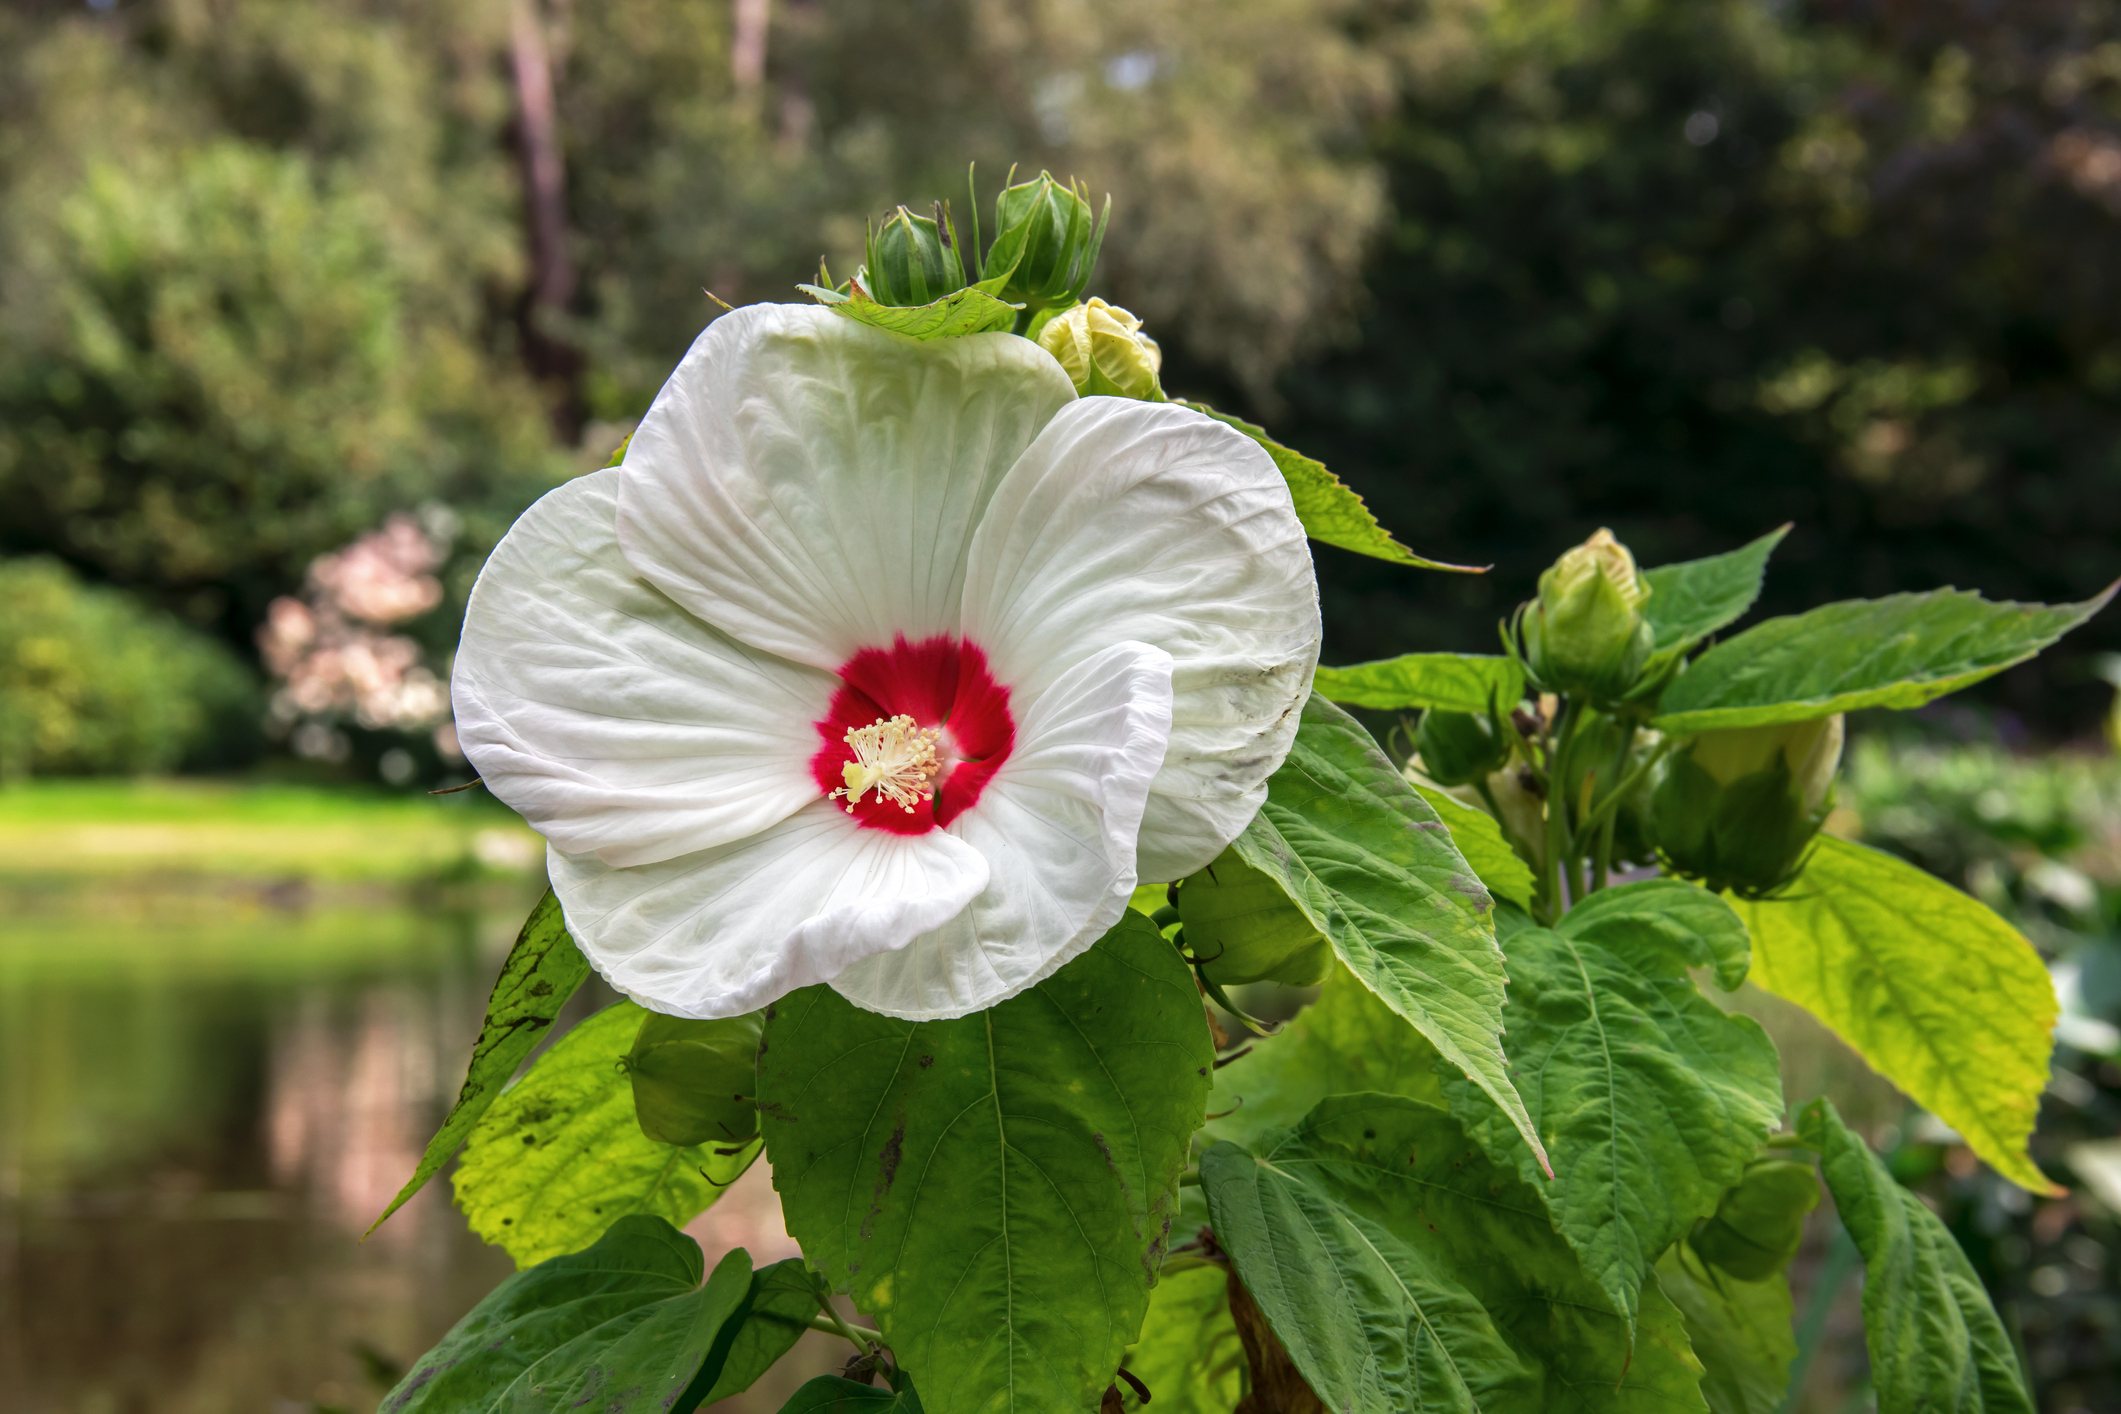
[781,1375,926,1414]
[1240,694,1547,1176]
[1557,877,1753,991]
[370,889,590,1236]
[1799,1099,2034,1414]
[1206,961,1448,1151]
[1733,836,2060,1194]
[800,282,1018,338]
[1655,1247,1796,1414]
[1408,783,1535,912]
[381,1215,749,1414]
[696,1259,820,1406]
[1180,402,1481,571]
[1652,585,2116,734]
[757,912,1214,1414]
[1312,653,1525,714]
[1443,883,1783,1329]
[1641,528,1789,655]
[1202,1094,1710,1413]
[455,1002,762,1267]
[1122,1263,1245,1414]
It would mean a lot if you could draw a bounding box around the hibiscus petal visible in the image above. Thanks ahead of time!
[959,398,1321,883]
[829,640,1176,1020]
[616,303,1077,669]
[453,469,833,868]
[548,803,991,1019]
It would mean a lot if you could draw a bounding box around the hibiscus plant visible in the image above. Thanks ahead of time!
[373,171,2111,1414]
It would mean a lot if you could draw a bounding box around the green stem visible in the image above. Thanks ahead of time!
[1541,701,1578,921]
[1590,722,1636,893]
[1574,738,1673,846]
[1779,1225,1859,1414]
[808,1312,886,1346]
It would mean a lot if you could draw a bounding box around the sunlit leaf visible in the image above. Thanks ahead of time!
[455,1002,761,1267]
[1181,402,1481,571]
[1652,585,2116,734]
[1408,782,1535,911]
[1241,693,1547,1175]
[1799,1099,2035,1414]
[1202,1094,1709,1413]
[1640,527,1788,655]
[1312,653,1524,714]
[757,911,1214,1414]
[369,889,590,1236]
[382,1216,751,1414]
[1122,1263,1246,1414]
[799,282,1018,338]
[1734,837,2060,1194]
[1443,883,1782,1329]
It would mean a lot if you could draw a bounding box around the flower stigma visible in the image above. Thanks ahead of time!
[830,714,945,814]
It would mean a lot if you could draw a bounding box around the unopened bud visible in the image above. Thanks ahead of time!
[1414,709,1509,788]
[980,170,1108,315]
[1691,1159,1819,1280]
[1652,714,1845,895]
[859,204,967,308]
[1038,298,1165,401]
[622,1010,763,1147]
[1181,846,1332,987]
[1521,529,1653,701]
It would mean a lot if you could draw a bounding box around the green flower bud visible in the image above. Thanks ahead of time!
[979,170,1108,315]
[1652,714,1845,895]
[622,1010,763,1147]
[858,203,967,308]
[1690,1158,1819,1280]
[1521,529,1653,701]
[1414,709,1509,787]
[1037,298,1165,401]
[1180,846,1333,987]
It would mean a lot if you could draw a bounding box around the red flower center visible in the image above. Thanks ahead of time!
[810,635,1015,834]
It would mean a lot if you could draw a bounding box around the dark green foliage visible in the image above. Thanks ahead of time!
[0,555,258,777]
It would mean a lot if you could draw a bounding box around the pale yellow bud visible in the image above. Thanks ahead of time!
[1036,298,1165,402]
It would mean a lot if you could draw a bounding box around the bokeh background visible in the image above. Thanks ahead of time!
[2,0,2120,1410]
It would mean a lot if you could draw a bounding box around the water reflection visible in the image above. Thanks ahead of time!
[0,880,836,1413]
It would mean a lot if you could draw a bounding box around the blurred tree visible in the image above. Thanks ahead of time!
[1263,0,2121,734]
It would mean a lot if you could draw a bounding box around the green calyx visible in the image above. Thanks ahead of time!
[622,1009,765,1147]
[972,168,1109,318]
[1519,528,1654,703]
[1412,708,1509,788]
[1652,714,1845,896]
[860,203,968,308]
[1178,845,1333,988]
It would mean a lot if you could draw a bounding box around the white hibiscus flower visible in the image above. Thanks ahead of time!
[453,304,1319,1021]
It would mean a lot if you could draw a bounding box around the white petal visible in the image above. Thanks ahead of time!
[452,469,834,868]
[829,640,1175,1020]
[959,397,1320,883]
[549,803,991,1019]
[616,303,1078,670]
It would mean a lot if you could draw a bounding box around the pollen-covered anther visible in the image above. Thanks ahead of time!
[830,714,945,814]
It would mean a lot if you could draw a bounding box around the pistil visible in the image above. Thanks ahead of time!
[830,714,944,814]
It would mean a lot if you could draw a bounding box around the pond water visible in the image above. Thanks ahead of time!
[0,878,842,1413]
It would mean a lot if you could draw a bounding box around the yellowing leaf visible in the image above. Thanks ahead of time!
[1736,837,2060,1194]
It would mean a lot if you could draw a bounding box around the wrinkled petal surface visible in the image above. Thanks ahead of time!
[453,469,834,867]
[549,803,991,1019]
[959,398,1319,882]
[830,640,1176,1019]
[617,304,1077,670]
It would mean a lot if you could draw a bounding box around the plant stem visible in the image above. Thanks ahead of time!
[1778,1225,1859,1414]
[808,1312,886,1346]
[1590,722,1636,892]
[1542,700,1577,920]
[1574,737,1673,846]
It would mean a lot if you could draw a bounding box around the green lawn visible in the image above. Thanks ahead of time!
[0,776,543,883]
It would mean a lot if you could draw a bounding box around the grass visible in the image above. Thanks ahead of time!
[0,776,543,883]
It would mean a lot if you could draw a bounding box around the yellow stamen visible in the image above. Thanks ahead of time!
[830,714,944,815]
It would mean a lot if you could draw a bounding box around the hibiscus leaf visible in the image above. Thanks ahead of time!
[1240,693,1549,1176]
[757,910,1214,1414]
[1206,962,1448,1152]
[381,1215,752,1414]
[1640,527,1788,656]
[780,1375,926,1414]
[1312,652,1526,714]
[799,282,1018,339]
[1441,883,1783,1330]
[694,1259,821,1406]
[1798,1099,2035,1414]
[1179,401,1482,572]
[1732,837,2060,1195]
[1656,1246,1797,1414]
[1123,1264,1246,1414]
[1201,1093,1710,1413]
[1407,782,1536,912]
[368,889,590,1236]
[455,1001,762,1267]
[1651,584,2115,735]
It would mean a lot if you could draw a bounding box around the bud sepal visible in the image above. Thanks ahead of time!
[1651,714,1845,896]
